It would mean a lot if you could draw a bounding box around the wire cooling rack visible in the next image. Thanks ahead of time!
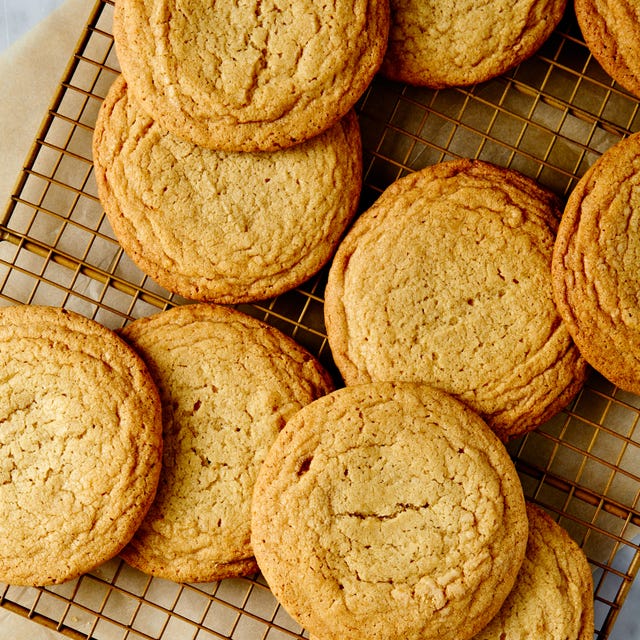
[1,1,639,638]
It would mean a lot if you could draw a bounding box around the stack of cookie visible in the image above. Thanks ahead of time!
[88,0,391,585]
[92,0,391,304]
[0,301,335,587]
[251,383,595,640]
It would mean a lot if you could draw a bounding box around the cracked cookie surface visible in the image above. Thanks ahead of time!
[92,76,362,304]
[113,0,389,151]
[325,159,586,440]
[119,303,333,583]
[473,503,593,640]
[552,132,640,393]
[251,382,528,640]
[575,0,640,98]
[380,0,566,87]
[0,305,162,586]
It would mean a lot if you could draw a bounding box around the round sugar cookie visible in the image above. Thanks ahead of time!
[113,0,389,151]
[92,76,362,304]
[324,159,587,440]
[380,0,567,87]
[473,503,594,640]
[118,303,333,583]
[0,305,162,586]
[575,0,640,98]
[552,132,640,394]
[251,382,528,640]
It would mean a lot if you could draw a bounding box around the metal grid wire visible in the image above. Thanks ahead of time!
[0,1,639,638]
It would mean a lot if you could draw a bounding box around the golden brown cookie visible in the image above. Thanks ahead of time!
[552,132,640,393]
[0,304,162,586]
[325,159,587,441]
[473,503,594,640]
[119,303,333,583]
[575,0,640,98]
[251,382,528,640]
[92,76,362,304]
[113,0,389,151]
[380,0,567,87]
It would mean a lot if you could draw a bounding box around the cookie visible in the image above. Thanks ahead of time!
[575,0,640,98]
[113,0,389,151]
[92,76,362,304]
[552,132,640,393]
[251,382,528,640]
[473,503,594,639]
[324,159,587,440]
[118,303,333,583]
[380,0,566,87]
[0,304,162,586]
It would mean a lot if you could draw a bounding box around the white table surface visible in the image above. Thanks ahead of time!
[0,2,639,639]
[0,0,67,50]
